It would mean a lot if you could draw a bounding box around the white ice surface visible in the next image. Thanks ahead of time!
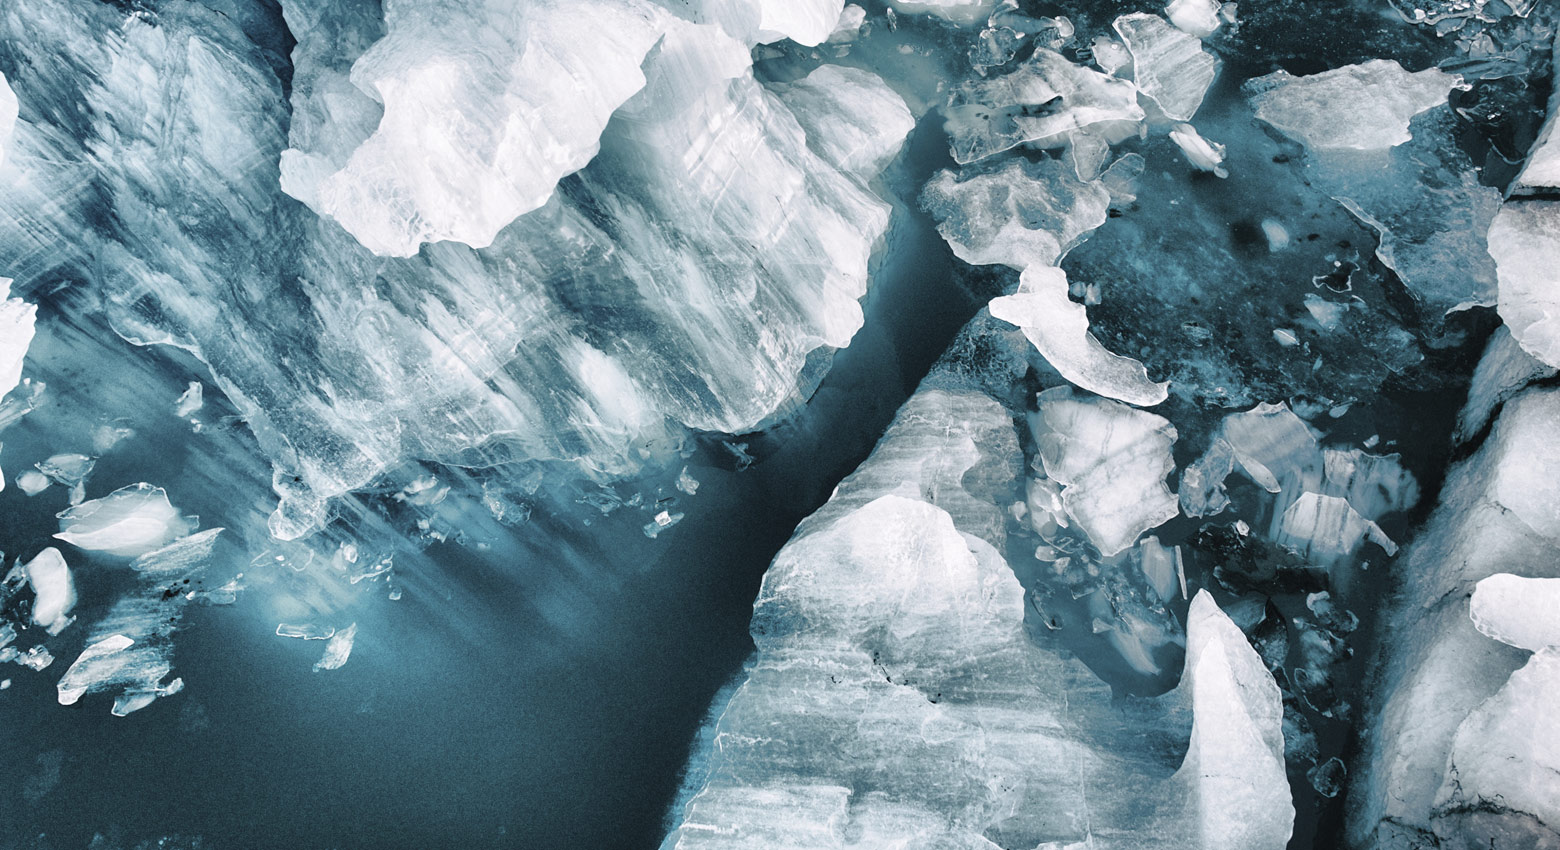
[1250,60,1458,151]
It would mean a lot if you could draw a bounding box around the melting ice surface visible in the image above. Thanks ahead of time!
[0,1,1556,849]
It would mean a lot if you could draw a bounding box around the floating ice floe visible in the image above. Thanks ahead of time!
[24,548,75,636]
[1169,123,1228,176]
[1249,60,1459,152]
[1181,402,1416,568]
[55,483,196,558]
[54,526,221,715]
[173,381,204,417]
[313,623,358,672]
[922,157,1110,269]
[989,267,1170,407]
[1032,385,1179,556]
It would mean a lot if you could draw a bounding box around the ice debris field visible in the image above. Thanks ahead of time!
[0,0,1556,848]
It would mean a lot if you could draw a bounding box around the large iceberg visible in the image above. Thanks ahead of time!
[0,0,913,538]
[1349,387,1560,848]
[663,379,1292,849]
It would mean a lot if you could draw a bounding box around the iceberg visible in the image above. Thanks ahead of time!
[282,0,672,256]
[1167,592,1294,850]
[1455,325,1556,443]
[0,0,914,537]
[1469,574,1560,653]
[1349,387,1560,848]
[0,279,37,404]
[664,377,1291,849]
[0,71,15,168]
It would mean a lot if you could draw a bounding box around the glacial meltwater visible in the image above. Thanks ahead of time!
[0,2,1556,850]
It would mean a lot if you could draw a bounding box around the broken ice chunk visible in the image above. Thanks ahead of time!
[313,623,358,672]
[1166,591,1294,849]
[1263,220,1292,252]
[24,548,75,636]
[1169,123,1228,176]
[55,484,196,558]
[889,0,999,24]
[943,48,1144,163]
[57,634,135,705]
[827,4,867,42]
[173,382,204,417]
[1092,36,1132,75]
[989,266,1169,407]
[1249,60,1459,151]
[276,623,335,641]
[921,158,1110,269]
[1114,13,1218,123]
[643,510,685,539]
[0,279,37,402]
[676,467,700,496]
[1488,201,1560,369]
[1469,574,1560,651]
[131,528,224,575]
[1137,535,1187,602]
[56,630,182,715]
[1277,492,1397,565]
[16,469,49,496]
[1165,0,1221,37]
[37,453,94,504]
[1032,386,1179,556]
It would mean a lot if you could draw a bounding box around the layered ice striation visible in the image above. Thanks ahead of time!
[1349,387,1560,849]
[663,383,1292,849]
[0,0,912,537]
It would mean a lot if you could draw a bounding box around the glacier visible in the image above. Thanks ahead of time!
[0,0,1554,848]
